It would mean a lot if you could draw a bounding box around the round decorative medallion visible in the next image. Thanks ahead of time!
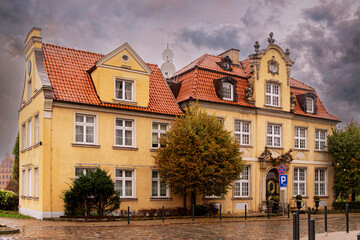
[121,54,130,62]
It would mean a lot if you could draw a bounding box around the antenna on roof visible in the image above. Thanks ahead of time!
[160,44,175,79]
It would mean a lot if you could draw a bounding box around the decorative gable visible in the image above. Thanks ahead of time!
[216,56,233,71]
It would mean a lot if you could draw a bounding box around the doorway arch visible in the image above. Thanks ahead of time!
[266,168,280,203]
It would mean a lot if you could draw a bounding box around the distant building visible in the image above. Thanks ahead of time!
[0,153,14,189]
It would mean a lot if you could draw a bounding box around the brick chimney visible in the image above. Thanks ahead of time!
[218,48,240,65]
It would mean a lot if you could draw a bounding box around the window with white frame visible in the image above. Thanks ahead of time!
[234,120,251,145]
[315,169,326,196]
[265,83,280,107]
[115,118,134,147]
[315,130,326,150]
[21,169,26,196]
[34,114,39,144]
[306,97,314,113]
[151,171,169,197]
[27,78,32,101]
[27,168,32,197]
[267,124,281,147]
[115,79,133,101]
[115,169,134,198]
[74,167,95,177]
[293,168,306,196]
[234,166,250,197]
[27,118,32,147]
[152,122,168,148]
[294,127,307,149]
[222,82,233,101]
[75,114,95,144]
[34,167,39,198]
[21,123,26,150]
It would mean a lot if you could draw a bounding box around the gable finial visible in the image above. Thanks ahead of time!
[254,41,260,53]
[285,48,290,56]
[268,32,275,44]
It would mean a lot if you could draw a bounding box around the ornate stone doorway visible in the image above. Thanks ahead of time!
[266,168,279,203]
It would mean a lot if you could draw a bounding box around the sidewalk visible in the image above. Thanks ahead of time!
[301,231,360,240]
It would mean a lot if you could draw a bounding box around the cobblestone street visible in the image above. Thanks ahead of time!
[0,214,359,239]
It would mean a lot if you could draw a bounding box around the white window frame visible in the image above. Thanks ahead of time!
[315,168,327,196]
[234,120,251,146]
[222,82,234,101]
[306,97,314,113]
[114,117,135,147]
[27,118,32,148]
[315,129,327,151]
[34,167,39,198]
[27,168,32,197]
[21,123,26,150]
[234,166,250,197]
[151,170,169,198]
[294,127,307,149]
[293,168,306,196]
[265,83,280,107]
[21,169,26,196]
[74,167,95,178]
[74,113,97,145]
[114,78,135,102]
[34,113,39,144]
[151,122,169,149]
[115,169,136,198]
[267,123,282,147]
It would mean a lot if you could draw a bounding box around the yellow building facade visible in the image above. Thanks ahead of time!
[19,28,338,219]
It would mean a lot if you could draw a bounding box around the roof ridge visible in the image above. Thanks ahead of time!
[290,77,315,90]
[43,43,105,57]
[191,68,199,98]
[173,54,207,77]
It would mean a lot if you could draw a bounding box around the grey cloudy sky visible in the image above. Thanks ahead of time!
[0,0,359,158]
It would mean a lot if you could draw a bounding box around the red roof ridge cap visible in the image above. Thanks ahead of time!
[43,42,105,57]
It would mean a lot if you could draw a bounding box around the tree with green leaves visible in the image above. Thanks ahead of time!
[155,103,244,207]
[63,168,120,216]
[328,121,360,201]
[6,133,19,193]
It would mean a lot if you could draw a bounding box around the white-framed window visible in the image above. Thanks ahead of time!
[74,167,95,177]
[115,79,134,101]
[21,123,26,150]
[234,120,251,145]
[151,170,169,198]
[34,167,39,198]
[151,122,168,148]
[265,83,280,107]
[27,78,32,101]
[306,97,314,113]
[294,127,307,149]
[293,168,306,196]
[267,124,281,147]
[234,166,250,197]
[315,169,326,196]
[75,114,96,144]
[222,82,233,101]
[115,169,135,198]
[115,118,134,147]
[34,114,39,144]
[27,118,32,147]
[315,130,326,150]
[27,168,32,197]
[21,169,26,196]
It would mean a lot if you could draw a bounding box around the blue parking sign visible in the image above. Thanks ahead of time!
[279,175,288,188]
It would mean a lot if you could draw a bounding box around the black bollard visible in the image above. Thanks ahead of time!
[357,233,360,240]
[127,206,130,225]
[267,203,270,219]
[220,203,222,221]
[296,209,300,240]
[245,204,247,220]
[162,206,165,222]
[325,205,328,234]
[288,203,290,218]
[192,204,195,222]
[293,213,298,240]
[346,203,349,233]
[310,218,315,240]
[308,207,311,240]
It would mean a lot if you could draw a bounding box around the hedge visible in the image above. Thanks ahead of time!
[332,201,360,210]
[0,189,18,211]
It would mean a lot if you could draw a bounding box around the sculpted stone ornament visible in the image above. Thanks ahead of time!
[268,32,275,44]
[244,83,255,104]
[259,147,293,168]
[285,48,290,56]
[254,41,260,53]
[290,92,297,110]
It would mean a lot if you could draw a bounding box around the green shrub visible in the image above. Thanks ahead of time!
[271,196,280,202]
[0,189,18,211]
[194,204,209,216]
[313,195,320,201]
[296,195,302,201]
[332,201,360,210]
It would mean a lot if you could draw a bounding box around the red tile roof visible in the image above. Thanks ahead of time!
[42,43,183,116]
[172,54,338,121]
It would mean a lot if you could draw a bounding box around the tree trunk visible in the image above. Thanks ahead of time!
[352,192,356,202]
[183,192,187,208]
[191,190,196,207]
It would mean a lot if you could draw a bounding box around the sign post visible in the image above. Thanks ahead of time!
[278,165,287,217]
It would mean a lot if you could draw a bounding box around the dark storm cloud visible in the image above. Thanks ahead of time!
[286,0,360,124]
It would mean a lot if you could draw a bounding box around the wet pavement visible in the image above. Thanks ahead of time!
[0,214,359,239]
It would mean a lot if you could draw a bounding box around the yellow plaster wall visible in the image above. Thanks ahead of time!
[103,49,146,72]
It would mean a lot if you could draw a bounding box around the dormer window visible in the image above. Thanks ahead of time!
[115,78,134,101]
[222,82,233,101]
[306,97,314,113]
[217,56,233,71]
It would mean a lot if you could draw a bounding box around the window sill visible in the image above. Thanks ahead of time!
[33,142,41,148]
[203,197,225,200]
[314,150,328,153]
[150,148,159,152]
[33,197,39,201]
[113,146,138,151]
[20,196,26,199]
[232,197,253,200]
[292,196,309,199]
[112,99,138,105]
[294,148,309,152]
[120,198,138,201]
[264,104,282,109]
[240,145,253,148]
[72,143,100,148]
[266,146,284,150]
[150,197,172,201]
[25,146,33,151]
